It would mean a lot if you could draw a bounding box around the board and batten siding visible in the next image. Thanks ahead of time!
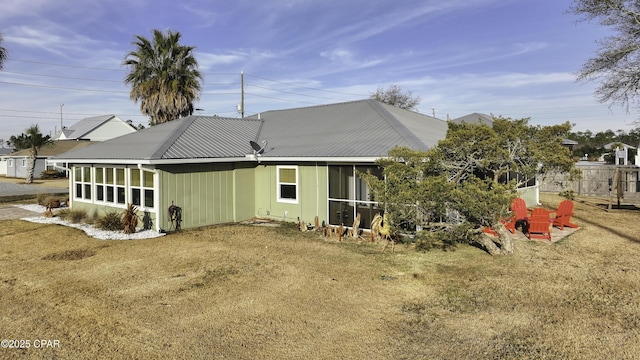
[253,163,329,225]
[157,163,256,230]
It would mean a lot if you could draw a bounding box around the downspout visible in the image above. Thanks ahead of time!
[49,161,72,207]
[49,161,71,172]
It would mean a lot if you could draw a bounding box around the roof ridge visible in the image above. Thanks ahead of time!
[76,114,116,137]
[149,116,198,159]
[248,99,370,117]
[368,100,429,149]
[153,116,265,159]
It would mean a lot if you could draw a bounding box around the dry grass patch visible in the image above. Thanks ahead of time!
[1,193,640,359]
[41,248,96,261]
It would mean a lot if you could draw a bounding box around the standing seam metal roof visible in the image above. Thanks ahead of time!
[53,99,448,161]
[59,115,116,139]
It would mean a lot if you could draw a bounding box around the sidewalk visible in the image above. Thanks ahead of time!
[0,205,41,220]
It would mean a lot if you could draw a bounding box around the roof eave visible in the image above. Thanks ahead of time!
[47,155,386,166]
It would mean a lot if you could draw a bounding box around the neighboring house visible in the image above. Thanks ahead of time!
[562,139,579,152]
[57,114,137,141]
[0,147,13,176]
[5,141,94,179]
[451,112,494,126]
[602,142,637,165]
[50,99,449,232]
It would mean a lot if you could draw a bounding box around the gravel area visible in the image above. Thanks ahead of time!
[16,204,165,240]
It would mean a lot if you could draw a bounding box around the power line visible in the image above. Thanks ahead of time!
[246,73,369,97]
[8,58,240,77]
[0,80,130,93]
[246,92,322,105]
[246,82,347,102]
[3,70,123,83]
[8,58,124,72]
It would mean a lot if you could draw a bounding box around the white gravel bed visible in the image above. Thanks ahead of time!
[16,204,165,240]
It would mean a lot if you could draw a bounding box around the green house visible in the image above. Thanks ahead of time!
[50,99,448,232]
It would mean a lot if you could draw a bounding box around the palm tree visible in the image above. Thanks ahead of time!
[123,29,203,125]
[0,31,8,71]
[8,125,54,184]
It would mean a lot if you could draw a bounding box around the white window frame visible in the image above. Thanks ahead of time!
[21,158,27,167]
[276,165,298,204]
[73,166,92,201]
[7,159,14,168]
[129,168,156,210]
[94,167,127,207]
[75,165,156,211]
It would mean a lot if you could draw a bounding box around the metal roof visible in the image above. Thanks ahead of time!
[451,113,494,125]
[58,115,116,140]
[7,141,95,157]
[55,116,263,160]
[252,99,446,157]
[53,99,448,163]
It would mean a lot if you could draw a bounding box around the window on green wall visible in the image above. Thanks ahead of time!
[130,168,155,208]
[277,165,298,203]
[74,166,91,200]
[92,167,126,206]
[74,165,156,209]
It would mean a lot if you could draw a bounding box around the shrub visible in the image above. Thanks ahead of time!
[96,210,124,231]
[414,223,475,252]
[40,169,59,179]
[122,203,139,234]
[559,189,575,200]
[35,193,51,206]
[57,208,89,224]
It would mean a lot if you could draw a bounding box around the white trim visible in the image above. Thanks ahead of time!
[53,156,386,165]
[73,165,157,212]
[276,165,298,204]
[54,157,252,165]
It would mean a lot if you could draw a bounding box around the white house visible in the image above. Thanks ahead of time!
[0,147,13,176]
[57,114,137,141]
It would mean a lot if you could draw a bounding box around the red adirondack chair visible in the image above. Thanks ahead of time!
[484,197,529,236]
[504,197,528,233]
[551,200,578,230]
[527,208,552,241]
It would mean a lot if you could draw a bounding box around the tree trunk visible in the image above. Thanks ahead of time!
[25,147,37,184]
[473,223,514,256]
[474,235,505,255]
[494,223,515,254]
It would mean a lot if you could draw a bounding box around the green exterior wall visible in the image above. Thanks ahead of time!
[68,161,330,232]
[156,162,256,230]
[254,163,329,225]
[68,164,159,231]
[233,163,256,222]
[72,201,159,229]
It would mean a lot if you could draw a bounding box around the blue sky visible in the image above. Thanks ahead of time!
[0,0,637,144]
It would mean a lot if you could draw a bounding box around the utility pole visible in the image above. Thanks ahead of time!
[240,71,245,118]
[60,103,64,129]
